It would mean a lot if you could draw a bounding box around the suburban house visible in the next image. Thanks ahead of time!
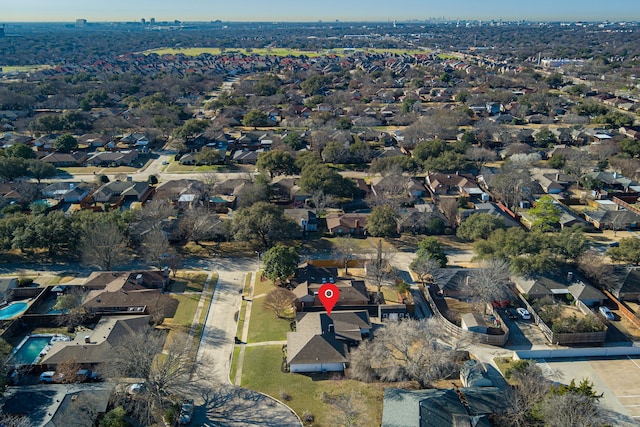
[326,213,368,236]
[1,383,115,427]
[460,203,522,229]
[370,175,427,199]
[86,150,139,167]
[284,209,319,233]
[292,264,372,311]
[584,207,640,230]
[512,271,606,307]
[39,315,152,367]
[78,133,111,147]
[382,387,507,427]
[396,203,448,234]
[425,172,481,197]
[90,181,152,205]
[41,182,91,203]
[532,172,577,194]
[81,270,172,315]
[40,152,87,167]
[611,267,640,301]
[154,179,212,207]
[286,310,371,373]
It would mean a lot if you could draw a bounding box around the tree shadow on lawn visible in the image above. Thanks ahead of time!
[198,384,300,427]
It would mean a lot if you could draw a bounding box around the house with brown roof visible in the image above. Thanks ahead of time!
[286,310,371,373]
[81,270,171,315]
[292,264,372,311]
[40,152,87,167]
[90,181,152,205]
[86,150,139,167]
[426,172,481,196]
[326,213,368,236]
[39,315,152,367]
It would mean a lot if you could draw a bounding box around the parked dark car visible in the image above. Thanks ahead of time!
[505,308,518,319]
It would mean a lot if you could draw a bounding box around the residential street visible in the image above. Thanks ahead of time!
[192,260,302,427]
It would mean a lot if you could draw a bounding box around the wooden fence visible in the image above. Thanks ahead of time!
[518,295,607,345]
[603,289,640,329]
[420,286,509,346]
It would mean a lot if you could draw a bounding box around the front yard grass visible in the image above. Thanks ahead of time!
[165,294,201,328]
[246,297,292,343]
[170,272,211,293]
[242,345,384,427]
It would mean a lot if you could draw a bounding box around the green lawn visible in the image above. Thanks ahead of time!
[170,273,211,292]
[242,345,384,427]
[230,346,242,385]
[165,294,201,328]
[246,297,292,343]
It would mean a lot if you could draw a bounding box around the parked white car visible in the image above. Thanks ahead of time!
[516,307,531,320]
[599,306,614,320]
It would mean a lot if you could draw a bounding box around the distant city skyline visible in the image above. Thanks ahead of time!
[2,0,638,23]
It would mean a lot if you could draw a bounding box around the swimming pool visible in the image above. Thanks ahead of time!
[10,336,52,365]
[10,334,71,365]
[0,302,28,320]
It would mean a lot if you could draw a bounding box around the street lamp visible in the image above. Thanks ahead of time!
[255,251,261,270]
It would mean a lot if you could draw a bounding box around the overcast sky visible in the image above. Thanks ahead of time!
[2,0,638,22]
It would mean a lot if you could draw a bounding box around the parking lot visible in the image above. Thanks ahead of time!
[543,356,640,426]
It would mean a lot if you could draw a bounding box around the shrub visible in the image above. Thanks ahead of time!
[302,411,314,423]
[279,390,291,401]
[17,278,33,287]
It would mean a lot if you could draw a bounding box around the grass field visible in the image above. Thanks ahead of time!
[0,65,51,73]
[242,345,385,427]
[144,47,431,57]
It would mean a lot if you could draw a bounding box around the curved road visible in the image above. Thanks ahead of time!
[192,258,301,427]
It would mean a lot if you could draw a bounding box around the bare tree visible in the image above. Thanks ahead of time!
[366,240,395,299]
[348,319,466,388]
[563,149,593,188]
[410,256,443,287]
[53,358,81,384]
[496,361,550,427]
[538,392,604,427]
[484,163,534,212]
[334,236,359,275]
[137,198,176,232]
[139,228,172,267]
[576,249,616,291]
[165,253,184,278]
[263,287,296,319]
[322,389,366,427]
[80,221,130,271]
[179,206,222,246]
[439,198,460,229]
[462,259,512,312]
[466,146,497,172]
[309,190,334,215]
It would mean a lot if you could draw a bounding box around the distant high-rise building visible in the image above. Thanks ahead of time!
[75,19,86,28]
[0,25,4,38]
[150,18,156,25]
[141,18,146,25]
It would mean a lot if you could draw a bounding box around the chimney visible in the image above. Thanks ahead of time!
[355,219,360,229]
[84,336,91,344]
[136,274,143,284]
[556,173,560,181]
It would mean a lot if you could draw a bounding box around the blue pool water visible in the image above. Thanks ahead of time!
[0,302,28,320]
[11,336,51,365]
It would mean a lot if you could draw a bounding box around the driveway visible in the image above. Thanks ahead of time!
[194,261,301,426]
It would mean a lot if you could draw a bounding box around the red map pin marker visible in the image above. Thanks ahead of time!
[318,283,340,316]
